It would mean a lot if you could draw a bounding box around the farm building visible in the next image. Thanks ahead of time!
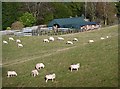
[48,17,98,29]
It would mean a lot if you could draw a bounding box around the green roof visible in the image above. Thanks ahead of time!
[48,17,87,28]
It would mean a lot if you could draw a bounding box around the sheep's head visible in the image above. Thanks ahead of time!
[52,73,56,78]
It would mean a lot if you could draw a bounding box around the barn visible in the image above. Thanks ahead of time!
[47,17,95,29]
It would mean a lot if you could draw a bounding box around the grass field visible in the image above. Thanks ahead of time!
[2,25,118,87]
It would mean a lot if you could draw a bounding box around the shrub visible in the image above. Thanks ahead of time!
[11,21,24,30]
[6,27,11,30]
[19,12,36,27]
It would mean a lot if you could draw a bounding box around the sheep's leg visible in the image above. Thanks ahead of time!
[71,68,72,72]
[7,75,10,78]
[77,68,78,71]
[52,79,53,82]
[46,79,48,83]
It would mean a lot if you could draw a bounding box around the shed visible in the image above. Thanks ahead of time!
[48,17,88,29]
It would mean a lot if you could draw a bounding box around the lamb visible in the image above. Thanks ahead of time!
[18,43,23,48]
[16,39,21,43]
[88,40,94,43]
[57,37,64,40]
[31,69,39,77]
[9,37,14,41]
[45,73,56,83]
[73,38,78,41]
[100,37,105,40]
[66,41,73,44]
[70,63,80,72]
[35,63,45,70]
[7,71,17,78]
[49,37,54,41]
[43,39,49,43]
[3,40,8,44]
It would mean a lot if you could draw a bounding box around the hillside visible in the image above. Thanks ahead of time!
[2,25,118,87]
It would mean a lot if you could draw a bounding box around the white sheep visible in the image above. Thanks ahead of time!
[7,71,17,78]
[9,37,14,41]
[45,73,56,83]
[43,39,49,43]
[88,40,94,43]
[70,63,80,72]
[66,41,73,44]
[106,36,109,38]
[16,39,21,43]
[100,37,105,40]
[31,69,39,77]
[35,63,45,70]
[57,37,64,40]
[3,40,8,44]
[18,43,23,48]
[49,37,54,41]
[73,38,78,41]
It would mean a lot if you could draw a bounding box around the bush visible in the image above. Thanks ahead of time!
[6,27,11,30]
[11,21,24,30]
[19,12,36,27]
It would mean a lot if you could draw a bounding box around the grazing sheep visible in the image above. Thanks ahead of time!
[31,69,39,77]
[16,39,21,43]
[88,40,94,43]
[57,37,64,40]
[9,37,14,41]
[45,73,56,83]
[49,37,54,41]
[66,41,73,44]
[7,71,17,78]
[100,37,105,40]
[70,63,80,72]
[3,40,8,44]
[73,38,78,41]
[43,39,49,43]
[106,36,109,38]
[35,63,45,70]
[18,43,23,48]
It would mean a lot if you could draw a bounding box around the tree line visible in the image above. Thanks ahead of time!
[2,2,120,30]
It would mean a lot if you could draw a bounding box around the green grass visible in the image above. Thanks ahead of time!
[2,25,118,87]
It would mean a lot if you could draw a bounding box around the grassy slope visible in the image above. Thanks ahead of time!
[2,25,118,87]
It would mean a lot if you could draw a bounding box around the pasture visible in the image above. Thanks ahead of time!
[2,25,118,87]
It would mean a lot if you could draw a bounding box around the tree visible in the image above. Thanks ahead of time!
[2,2,23,30]
[52,2,72,18]
[19,12,36,27]
[115,2,120,17]
[86,2,97,21]
[65,2,84,17]
[22,2,54,25]
[96,2,117,25]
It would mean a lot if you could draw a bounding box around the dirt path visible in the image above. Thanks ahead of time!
[3,46,77,67]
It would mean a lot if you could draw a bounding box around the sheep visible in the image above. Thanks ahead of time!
[88,40,94,43]
[7,71,17,78]
[57,37,64,41]
[66,41,73,44]
[43,39,49,43]
[106,36,109,38]
[45,73,56,83]
[9,37,14,41]
[35,63,45,70]
[31,69,39,77]
[70,63,80,72]
[18,43,23,48]
[3,40,8,44]
[100,37,105,40]
[49,37,54,41]
[73,38,78,41]
[16,39,21,43]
